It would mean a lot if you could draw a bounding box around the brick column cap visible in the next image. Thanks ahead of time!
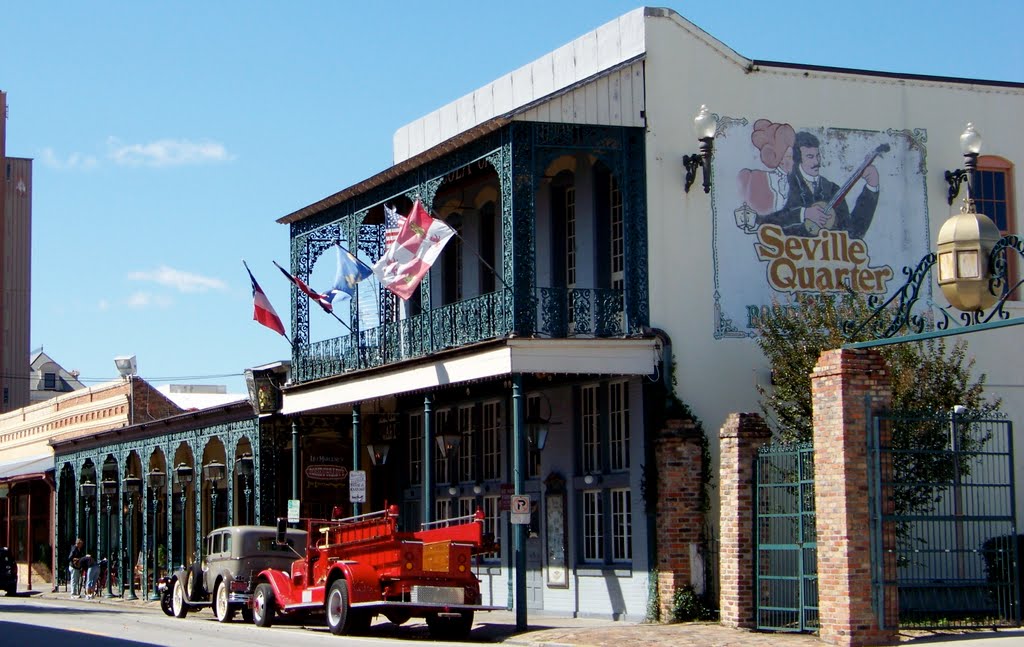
[718,412,772,440]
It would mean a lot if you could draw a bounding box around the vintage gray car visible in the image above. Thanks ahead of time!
[169,525,306,622]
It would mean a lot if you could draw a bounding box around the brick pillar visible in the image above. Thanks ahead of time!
[718,412,771,629]
[812,348,894,646]
[655,418,705,620]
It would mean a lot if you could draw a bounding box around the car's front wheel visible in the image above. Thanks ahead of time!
[213,581,235,623]
[171,579,189,618]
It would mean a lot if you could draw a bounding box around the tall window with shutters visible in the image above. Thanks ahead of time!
[973,156,1017,299]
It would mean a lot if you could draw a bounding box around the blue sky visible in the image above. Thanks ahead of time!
[3,1,1021,393]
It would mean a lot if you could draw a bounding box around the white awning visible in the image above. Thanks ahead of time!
[0,454,54,481]
[281,338,660,415]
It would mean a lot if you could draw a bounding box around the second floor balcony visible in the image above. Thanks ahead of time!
[280,122,650,386]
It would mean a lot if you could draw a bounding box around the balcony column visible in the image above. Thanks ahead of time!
[423,394,434,525]
[352,404,361,516]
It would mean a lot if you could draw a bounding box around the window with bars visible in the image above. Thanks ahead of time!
[482,495,501,560]
[610,488,632,561]
[609,175,624,291]
[435,409,452,484]
[408,412,423,485]
[435,498,452,522]
[482,401,502,480]
[457,497,475,519]
[458,405,476,483]
[526,394,542,478]
[580,385,600,474]
[609,381,629,471]
[582,490,603,562]
[973,157,1017,298]
[575,380,634,567]
[565,186,577,288]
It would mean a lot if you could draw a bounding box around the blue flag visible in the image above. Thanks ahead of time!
[327,243,373,303]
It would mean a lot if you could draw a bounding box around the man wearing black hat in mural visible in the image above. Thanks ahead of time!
[756,131,881,239]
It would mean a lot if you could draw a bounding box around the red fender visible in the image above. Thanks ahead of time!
[327,562,381,605]
[253,568,296,607]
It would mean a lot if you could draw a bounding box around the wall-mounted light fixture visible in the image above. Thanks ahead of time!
[436,428,462,459]
[367,442,391,466]
[944,122,982,205]
[683,104,717,193]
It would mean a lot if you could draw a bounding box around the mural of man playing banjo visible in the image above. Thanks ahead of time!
[756,131,885,240]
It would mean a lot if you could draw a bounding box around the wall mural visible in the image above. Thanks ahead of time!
[711,118,931,338]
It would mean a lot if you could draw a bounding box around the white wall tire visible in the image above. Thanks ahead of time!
[213,581,235,623]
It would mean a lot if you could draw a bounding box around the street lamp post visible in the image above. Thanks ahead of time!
[123,475,142,600]
[146,468,165,600]
[203,461,226,534]
[174,464,193,566]
[235,455,254,525]
[101,479,118,598]
[79,481,96,553]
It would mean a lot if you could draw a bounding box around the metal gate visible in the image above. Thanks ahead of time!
[755,442,819,631]
[870,411,1020,629]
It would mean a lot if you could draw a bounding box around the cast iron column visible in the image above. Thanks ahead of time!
[352,404,361,516]
[512,375,527,630]
[423,395,434,525]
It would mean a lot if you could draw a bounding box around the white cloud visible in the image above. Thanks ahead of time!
[126,291,173,309]
[39,147,99,170]
[127,265,227,293]
[107,136,234,167]
[97,299,110,311]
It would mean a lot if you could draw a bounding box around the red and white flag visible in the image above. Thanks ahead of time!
[244,261,286,336]
[373,200,456,300]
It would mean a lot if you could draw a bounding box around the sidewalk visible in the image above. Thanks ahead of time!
[20,587,1024,647]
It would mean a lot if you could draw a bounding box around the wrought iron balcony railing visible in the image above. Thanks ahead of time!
[292,286,626,384]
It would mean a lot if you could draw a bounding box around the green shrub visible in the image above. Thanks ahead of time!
[670,585,712,622]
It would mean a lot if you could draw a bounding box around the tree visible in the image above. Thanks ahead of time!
[756,292,1005,572]
[754,292,999,444]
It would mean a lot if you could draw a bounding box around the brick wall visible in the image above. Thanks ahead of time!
[811,348,895,646]
[654,418,705,620]
[717,412,771,628]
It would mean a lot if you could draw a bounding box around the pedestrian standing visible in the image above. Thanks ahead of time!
[68,538,84,598]
[79,554,97,598]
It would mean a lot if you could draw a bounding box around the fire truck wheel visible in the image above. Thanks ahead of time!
[213,581,235,623]
[171,579,189,618]
[252,583,276,628]
[326,580,352,635]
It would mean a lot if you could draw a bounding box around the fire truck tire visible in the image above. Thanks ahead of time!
[171,579,189,618]
[252,583,276,628]
[326,580,352,635]
[213,581,235,623]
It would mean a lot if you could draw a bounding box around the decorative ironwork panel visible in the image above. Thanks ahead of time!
[870,411,1019,629]
[755,442,819,633]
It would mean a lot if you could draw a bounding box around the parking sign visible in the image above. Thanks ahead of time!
[510,494,530,525]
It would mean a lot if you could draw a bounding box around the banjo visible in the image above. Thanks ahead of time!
[805,143,890,234]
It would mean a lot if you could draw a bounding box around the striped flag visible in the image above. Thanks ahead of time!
[243,261,286,336]
[384,204,406,250]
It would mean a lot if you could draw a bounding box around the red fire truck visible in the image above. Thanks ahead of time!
[249,505,502,638]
